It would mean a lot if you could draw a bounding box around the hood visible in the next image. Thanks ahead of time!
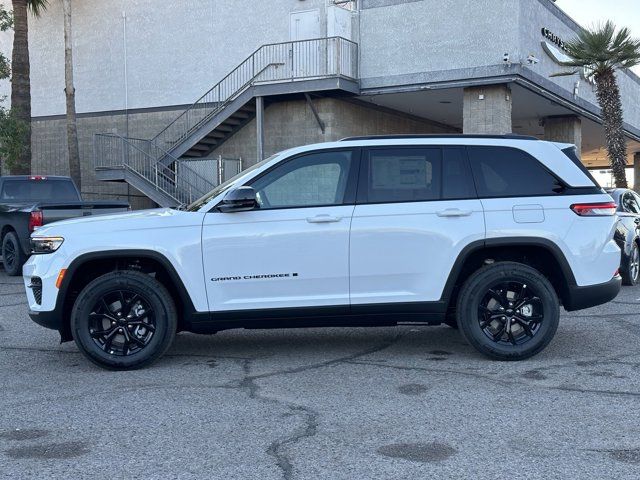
[32,208,197,236]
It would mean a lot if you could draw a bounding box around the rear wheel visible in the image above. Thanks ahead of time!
[71,271,177,370]
[621,241,640,286]
[2,232,27,276]
[456,262,559,361]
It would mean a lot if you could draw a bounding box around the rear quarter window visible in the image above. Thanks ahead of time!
[467,146,563,198]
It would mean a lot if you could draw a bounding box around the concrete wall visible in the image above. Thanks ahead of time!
[27,96,454,206]
[30,107,186,209]
[211,97,454,166]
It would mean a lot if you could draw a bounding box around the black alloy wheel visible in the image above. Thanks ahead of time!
[71,270,177,370]
[88,289,157,356]
[478,281,543,346]
[456,262,559,361]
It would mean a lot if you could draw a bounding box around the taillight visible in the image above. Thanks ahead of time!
[570,202,617,216]
[28,211,43,232]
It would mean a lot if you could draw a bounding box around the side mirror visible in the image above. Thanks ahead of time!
[218,186,258,212]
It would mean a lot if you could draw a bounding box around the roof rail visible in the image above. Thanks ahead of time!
[339,134,540,141]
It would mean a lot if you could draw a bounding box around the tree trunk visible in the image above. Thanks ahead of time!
[10,0,31,175]
[595,69,629,188]
[61,0,81,190]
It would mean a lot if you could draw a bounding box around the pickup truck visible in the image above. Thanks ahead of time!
[0,175,129,276]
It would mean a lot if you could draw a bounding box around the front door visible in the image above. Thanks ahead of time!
[349,146,485,305]
[202,149,358,312]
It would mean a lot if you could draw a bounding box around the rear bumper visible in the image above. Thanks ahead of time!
[564,275,622,311]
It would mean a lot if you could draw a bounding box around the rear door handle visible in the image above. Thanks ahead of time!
[436,208,473,218]
[306,214,342,223]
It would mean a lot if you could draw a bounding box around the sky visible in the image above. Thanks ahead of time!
[555,0,640,74]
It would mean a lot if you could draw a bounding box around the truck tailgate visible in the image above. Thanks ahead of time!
[38,201,130,224]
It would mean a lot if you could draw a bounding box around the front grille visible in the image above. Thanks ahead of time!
[29,277,42,305]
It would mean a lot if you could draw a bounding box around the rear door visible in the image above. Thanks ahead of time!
[349,146,485,305]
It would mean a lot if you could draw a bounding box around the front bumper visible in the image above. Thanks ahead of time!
[564,275,622,311]
[28,309,63,331]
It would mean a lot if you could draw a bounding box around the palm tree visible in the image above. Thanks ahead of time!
[61,0,80,189]
[557,21,640,188]
[9,0,48,175]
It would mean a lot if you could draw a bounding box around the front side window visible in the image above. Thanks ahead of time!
[468,146,563,198]
[364,148,442,203]
[249,150,353,209]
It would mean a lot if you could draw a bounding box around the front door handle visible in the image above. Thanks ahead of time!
[436,208,473,218]
[306,214,342,223]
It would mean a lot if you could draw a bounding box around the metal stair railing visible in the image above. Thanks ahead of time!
[94,37,358,205]
[150,36,358,156]
[94,133,216,206]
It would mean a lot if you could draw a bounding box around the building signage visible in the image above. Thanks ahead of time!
[541,28,568,52]
[541,27,596,84]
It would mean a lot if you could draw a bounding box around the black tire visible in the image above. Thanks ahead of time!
[71,270,177,370]
[2,231,27,276]
[456,262,559,361]
[621,241,640,286]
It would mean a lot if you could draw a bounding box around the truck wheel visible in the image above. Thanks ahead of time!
[621,241,640,286]
[71,271,177,370]
[2,231,27,276]
[456,262,559,361]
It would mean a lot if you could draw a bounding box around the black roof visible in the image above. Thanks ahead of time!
[340,134,540,141]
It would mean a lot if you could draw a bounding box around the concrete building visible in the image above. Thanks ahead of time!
[1,0,639,207]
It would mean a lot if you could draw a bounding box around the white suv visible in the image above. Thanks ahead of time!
[24,135,621,369]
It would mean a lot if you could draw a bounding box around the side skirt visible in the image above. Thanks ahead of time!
[184,302,447,334]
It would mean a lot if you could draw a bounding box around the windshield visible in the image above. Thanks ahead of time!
[185,154,279,211]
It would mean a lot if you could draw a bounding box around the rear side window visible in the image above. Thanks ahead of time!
[364,148,442,203]
[467,146,563,198]
[0,179,80,202]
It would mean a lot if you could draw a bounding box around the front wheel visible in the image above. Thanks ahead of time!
[71,271,177,370]
[621,241,640,286]
[456,262,559,361]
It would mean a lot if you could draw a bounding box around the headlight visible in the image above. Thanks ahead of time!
[31,236,64,254]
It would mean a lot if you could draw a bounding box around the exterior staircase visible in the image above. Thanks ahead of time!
[94,37,359,207]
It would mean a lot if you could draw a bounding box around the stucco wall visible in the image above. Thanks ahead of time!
[359,0,521,80]
[21,0,329,116]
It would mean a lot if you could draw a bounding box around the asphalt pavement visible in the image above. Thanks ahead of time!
[2,270,640,479]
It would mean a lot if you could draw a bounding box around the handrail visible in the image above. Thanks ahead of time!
[151,61,284,150]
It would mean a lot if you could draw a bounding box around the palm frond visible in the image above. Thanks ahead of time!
[27,0,49,17]
[563,20,640,75]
